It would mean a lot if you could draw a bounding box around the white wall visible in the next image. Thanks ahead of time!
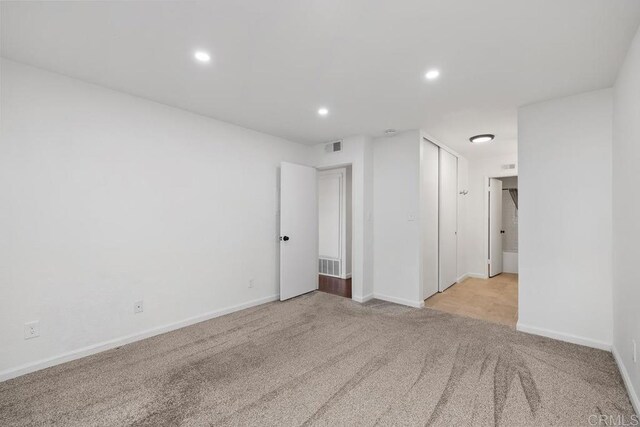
[318,169,343,259]
[456,156,470,280]
[612,25,640,412]
[312,135,374,301]
[463,155,518,278]
[345,167,352,276]
[372,130,423,307]
[0,59,312,378]
[518,88,613,349]
[502,252,518,274]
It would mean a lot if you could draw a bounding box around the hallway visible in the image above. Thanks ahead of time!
[425,274,518,327]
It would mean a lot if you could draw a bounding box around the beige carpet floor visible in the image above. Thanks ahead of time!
[0,292,635,426]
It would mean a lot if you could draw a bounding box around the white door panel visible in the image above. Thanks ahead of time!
[439,150,458,291]
[489,178,503,277]
[422,140,439,299]
[280,162,318,300]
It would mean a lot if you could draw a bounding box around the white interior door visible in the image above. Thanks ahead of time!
[280,162,318,300]
[439,149,458,291]
[489,178,503,277]
[422,140,439,299]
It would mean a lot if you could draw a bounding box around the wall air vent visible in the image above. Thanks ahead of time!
[319,258,341,277]
[324,140,342,153]
[502,163,516,170]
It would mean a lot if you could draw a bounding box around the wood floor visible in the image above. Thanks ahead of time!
[318,275,352,298]
[425,273,518,327]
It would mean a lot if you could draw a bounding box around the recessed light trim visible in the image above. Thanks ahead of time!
[194,51,211,63]
[425,69,440,80]
[469,134,495,144]
[318,107,329,116]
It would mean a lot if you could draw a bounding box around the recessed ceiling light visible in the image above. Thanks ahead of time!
[425,69,440,80]
[470,134,495,144]
[194,51,211,63]
[318,107,329,116]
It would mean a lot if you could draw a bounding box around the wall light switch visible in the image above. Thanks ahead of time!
[24,321,40,340]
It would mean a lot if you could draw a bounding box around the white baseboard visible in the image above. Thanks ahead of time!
[0,294,279,383]
[612,346,640,415]
[456,273,470,282]
[319,273,351,280]
[373,293,424,308]
[457,272,489,282]
[516,322,611,351]
[352,293,373,303]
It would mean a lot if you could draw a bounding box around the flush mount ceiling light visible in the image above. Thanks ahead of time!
[318,107,329,116]
[424,69,440,80]
[469,134,495,144]
[194,51,211,63]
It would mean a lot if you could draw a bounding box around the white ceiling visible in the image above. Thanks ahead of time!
[2,1,640,158]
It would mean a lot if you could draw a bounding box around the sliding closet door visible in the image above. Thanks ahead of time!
[422,140,439,299]
[439,149,458,291]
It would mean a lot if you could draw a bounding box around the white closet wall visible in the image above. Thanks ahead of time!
[374,131,463,307]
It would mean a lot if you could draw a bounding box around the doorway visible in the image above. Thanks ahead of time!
[279,161,355,302]
[317,166,352,298]
[489,176,518,277]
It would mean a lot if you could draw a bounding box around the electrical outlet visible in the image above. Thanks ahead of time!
[24,321,40,340]
[134,300,144,314]
[248,279,254,288]
[633,339,637,363]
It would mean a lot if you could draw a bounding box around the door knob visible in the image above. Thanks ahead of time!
[280,236,290,241]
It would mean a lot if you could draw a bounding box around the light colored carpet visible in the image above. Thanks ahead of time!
[0,292,635,426]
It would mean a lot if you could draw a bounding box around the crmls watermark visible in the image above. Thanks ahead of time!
[588,414,639,426]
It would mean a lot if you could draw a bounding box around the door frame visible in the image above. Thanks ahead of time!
[316,162,355,300]
[483,174,517,278]
[318,167,350,279]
